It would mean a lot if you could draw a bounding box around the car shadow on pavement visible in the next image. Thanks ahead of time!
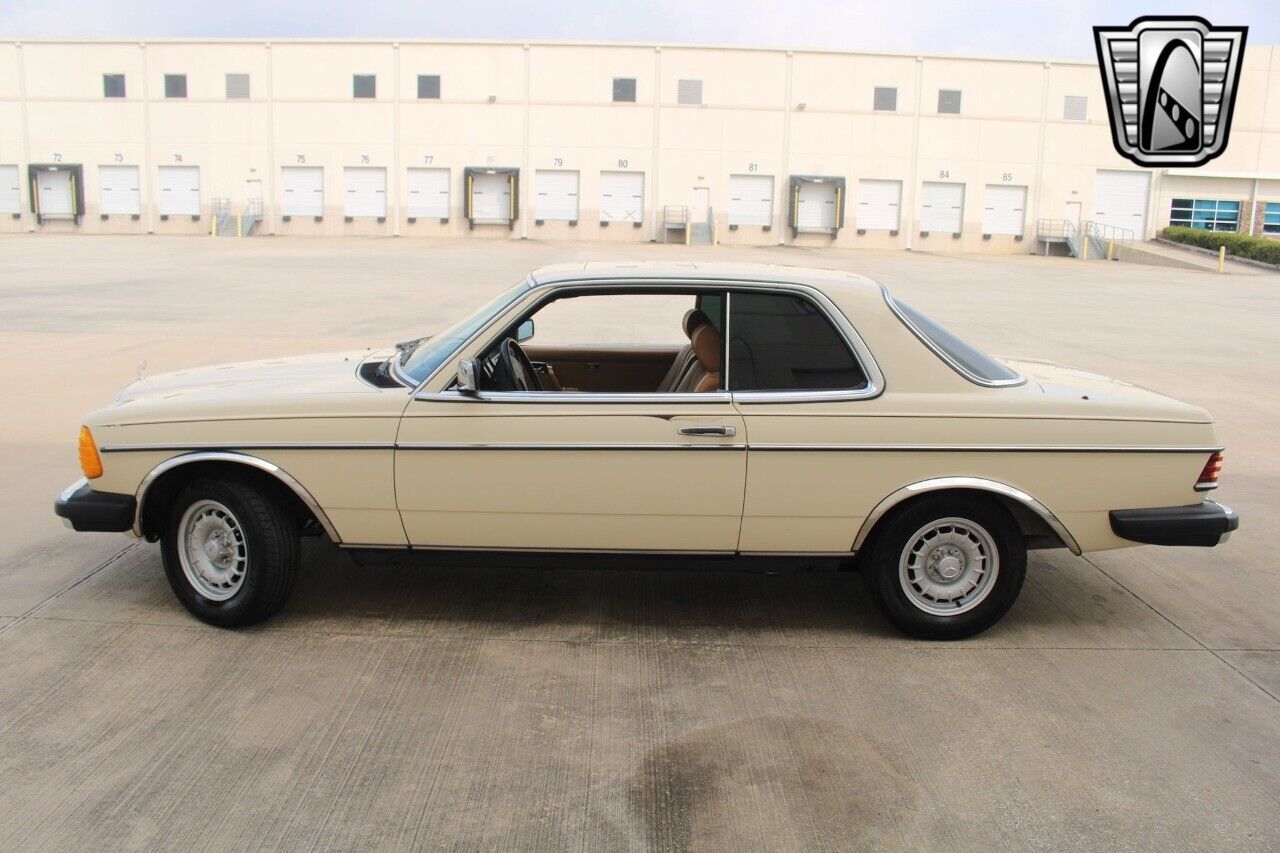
[38,536,1178,646]
[280,539,886,640]
[255,538,1151,645]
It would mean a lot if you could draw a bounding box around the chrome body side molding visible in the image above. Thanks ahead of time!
[102,442,394,453]
[131,450,342,543]
[852,476,1083,556]
[101,441,1223,455]
[396,443,746,452]
[749,444,1224,453]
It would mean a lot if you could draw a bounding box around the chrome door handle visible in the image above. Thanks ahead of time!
[677,425,736,437]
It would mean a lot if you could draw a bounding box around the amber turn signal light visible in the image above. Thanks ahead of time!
[78,426,103,480]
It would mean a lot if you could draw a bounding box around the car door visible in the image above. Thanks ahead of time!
[394,286,747,552]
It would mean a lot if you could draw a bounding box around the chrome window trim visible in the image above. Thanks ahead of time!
[131,450,342,543]
[728,287,884,404]
[881,285,1026,388]
[411,277,884,404]
[852,476,1081,555]
[417,389,734,404]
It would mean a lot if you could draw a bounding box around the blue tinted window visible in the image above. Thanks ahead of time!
[1169,198,1240,232]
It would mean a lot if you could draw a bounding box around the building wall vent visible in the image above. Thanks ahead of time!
[677,79,703,105]
[225,73,250,100]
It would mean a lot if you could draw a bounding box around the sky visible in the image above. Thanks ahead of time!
[1,0,1276,60]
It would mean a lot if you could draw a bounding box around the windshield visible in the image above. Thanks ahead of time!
[398,280,532,385]
[887,295,1023,386]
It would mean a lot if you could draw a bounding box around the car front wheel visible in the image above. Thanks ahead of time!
[863,495,1026,640]
[161,477,299,627]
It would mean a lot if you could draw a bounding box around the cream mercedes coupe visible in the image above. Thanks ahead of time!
[55,263,1237,638]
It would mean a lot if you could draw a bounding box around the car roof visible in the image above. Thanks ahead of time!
[527,261,883,296]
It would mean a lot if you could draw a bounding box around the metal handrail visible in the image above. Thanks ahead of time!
[663,204,688,227]
[1080,219,1134,246]
[1036,218,1071,239]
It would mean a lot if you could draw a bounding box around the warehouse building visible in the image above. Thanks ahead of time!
[2,38,1278,251]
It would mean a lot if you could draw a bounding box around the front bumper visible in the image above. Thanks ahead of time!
[1109,501,1239,547]
[54,478,136,533]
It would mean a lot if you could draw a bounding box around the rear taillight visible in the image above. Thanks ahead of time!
[1196,451,1223,491]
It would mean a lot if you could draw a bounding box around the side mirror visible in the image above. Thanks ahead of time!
[516,318,535,343]
[456,358,480,395]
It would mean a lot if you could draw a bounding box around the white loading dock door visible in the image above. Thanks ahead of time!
[407,168,450,219]
[1092,170,1150,238]
[281,167,324,218]
[856,179,902,231]
[796,181,837,230]
[471,172,511,223]
[982,184,1027,236]
[535,170,579,222]
[99,165,141,216]
[920,182,965,234]
[0,165,20,214]
[158,166,201,216]
[36,169,74,217]
[344,167,387,219]
[728,174,774,227]
[599,171,644,223]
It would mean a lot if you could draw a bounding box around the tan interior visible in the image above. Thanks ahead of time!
[524,306,721,393]
[523,345,682,392]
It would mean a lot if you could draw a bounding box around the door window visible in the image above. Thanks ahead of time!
[473,290,727,394]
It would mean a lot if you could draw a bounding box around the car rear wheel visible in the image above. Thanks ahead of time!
[863,495,1026,639]
[161,477,299,627]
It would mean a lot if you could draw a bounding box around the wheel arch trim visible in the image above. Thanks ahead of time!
[852,476,1082,556]
[132,450,341,543]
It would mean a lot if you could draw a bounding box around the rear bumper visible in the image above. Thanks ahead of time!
[1109,501,1238,547]
[54,478,136,533]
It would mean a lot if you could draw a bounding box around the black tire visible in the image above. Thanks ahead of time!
[862,494,1026,640]
[161,476,299,627]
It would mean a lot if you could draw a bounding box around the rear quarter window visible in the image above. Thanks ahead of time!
[886,293,1023,386]
[729,291,868,391]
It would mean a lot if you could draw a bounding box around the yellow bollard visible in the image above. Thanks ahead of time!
[1107,239,1114,261]
[236,214,243,238]
[1218,245,1226,274]
[1081,234,1088,260]
[685,222,691,246]
[210,215,217,237]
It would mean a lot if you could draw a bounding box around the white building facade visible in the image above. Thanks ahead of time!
[2,38,1278,250]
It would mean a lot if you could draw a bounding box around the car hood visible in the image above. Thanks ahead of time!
[113,349,394,403]
[1003,358,1212,423]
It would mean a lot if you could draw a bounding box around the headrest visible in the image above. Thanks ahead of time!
[683,308,712,339]
[691,324,721,371]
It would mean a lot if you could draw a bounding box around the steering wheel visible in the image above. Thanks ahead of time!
[495,337,544,392]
